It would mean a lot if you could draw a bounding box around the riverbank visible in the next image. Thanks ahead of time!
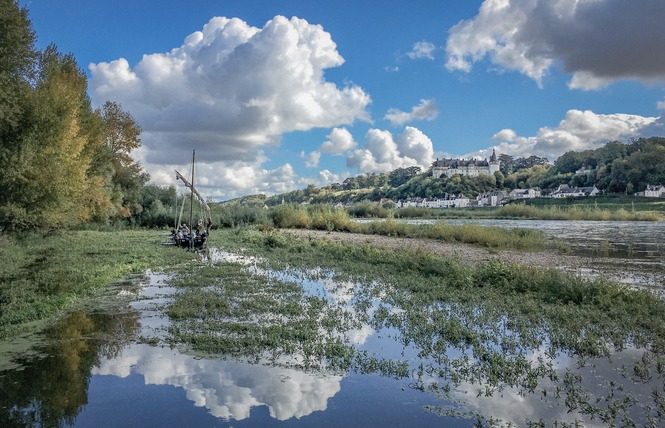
[282,228,665,290]
[0,230,192,339]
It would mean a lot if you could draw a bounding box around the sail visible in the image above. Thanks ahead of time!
[174,169,210,212]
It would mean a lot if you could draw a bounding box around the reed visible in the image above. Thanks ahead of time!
[498,203,663,221]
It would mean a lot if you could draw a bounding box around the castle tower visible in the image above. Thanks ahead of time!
[489,148,500,174]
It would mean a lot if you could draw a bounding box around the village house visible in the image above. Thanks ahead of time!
[397,194,469,209]
[397,197,425,208]
[424,193,469,209]
[508,188,541,200]
[644,184,665,198]
[476,191,510,207]
[432,149,500,179]
[550,184,599,198]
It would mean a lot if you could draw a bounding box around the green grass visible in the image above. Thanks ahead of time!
[0,230,192,338]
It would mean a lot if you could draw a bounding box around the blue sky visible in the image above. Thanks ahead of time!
[20,0,665,200]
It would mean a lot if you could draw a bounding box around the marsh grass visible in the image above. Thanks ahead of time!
[267,204,549,250]
[498,202,663,221]
[166,261,357,369]
[0,230,192,338]
[196,228,665,424]
[212,228,665,354]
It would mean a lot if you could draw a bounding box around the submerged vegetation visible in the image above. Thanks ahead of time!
[157,228,665,426]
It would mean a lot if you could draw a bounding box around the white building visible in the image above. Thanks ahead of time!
[397,197,425,208]
[432,149,500,179]
[424,194,469,209]
[644,184,665,198]
[477,191,510,207]
[508,188,541,200]
[550,185,599,198]
[397,194,469,209]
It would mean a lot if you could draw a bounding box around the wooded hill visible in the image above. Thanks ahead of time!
[245,136,665,207]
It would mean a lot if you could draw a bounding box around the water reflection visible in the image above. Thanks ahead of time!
[0,309,139,428]
[93,344,343,421]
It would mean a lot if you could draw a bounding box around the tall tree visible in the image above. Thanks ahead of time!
[18,45,100,227]
[0,0,36,133]
[100,101,148,219]
[0,0,37,230]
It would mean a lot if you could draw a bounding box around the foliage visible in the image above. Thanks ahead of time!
[0,3,149,231]
[213,203,270,228]
[0,0,36,133]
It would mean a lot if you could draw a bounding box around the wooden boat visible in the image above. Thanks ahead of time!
[171,150,212,249]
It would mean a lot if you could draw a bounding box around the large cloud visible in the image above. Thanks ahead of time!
[89,15,371,199]
[467,109,659,160]
[347,126,434,173]
[445,0,665,89]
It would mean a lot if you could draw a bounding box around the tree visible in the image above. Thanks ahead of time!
[554,151,585,174]
[388,166,421,187]
[101,101,141,168]
[498,154,515,176]
[494,170,505,188]
[100,101,149,219]
[0,0,36,134]
[21,46,101,227]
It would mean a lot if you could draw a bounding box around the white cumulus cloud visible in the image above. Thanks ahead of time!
[347,126,434,173]
[384,99,439,126]
[89,15,372,198]
[320,127,358,154]
[470,109,659,160]
[445,0,665,89]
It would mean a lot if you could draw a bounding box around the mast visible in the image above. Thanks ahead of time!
[189,150,195,231]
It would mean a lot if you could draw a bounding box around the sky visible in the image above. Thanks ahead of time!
[20,0,665,200]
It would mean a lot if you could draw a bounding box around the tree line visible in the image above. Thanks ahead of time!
[0,0,152,231]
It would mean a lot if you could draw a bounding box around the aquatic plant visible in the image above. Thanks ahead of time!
[198,228,665,425]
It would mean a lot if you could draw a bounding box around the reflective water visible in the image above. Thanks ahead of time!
[1,242,663,427]
[438,219,665,262]
[0,267,455,427]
